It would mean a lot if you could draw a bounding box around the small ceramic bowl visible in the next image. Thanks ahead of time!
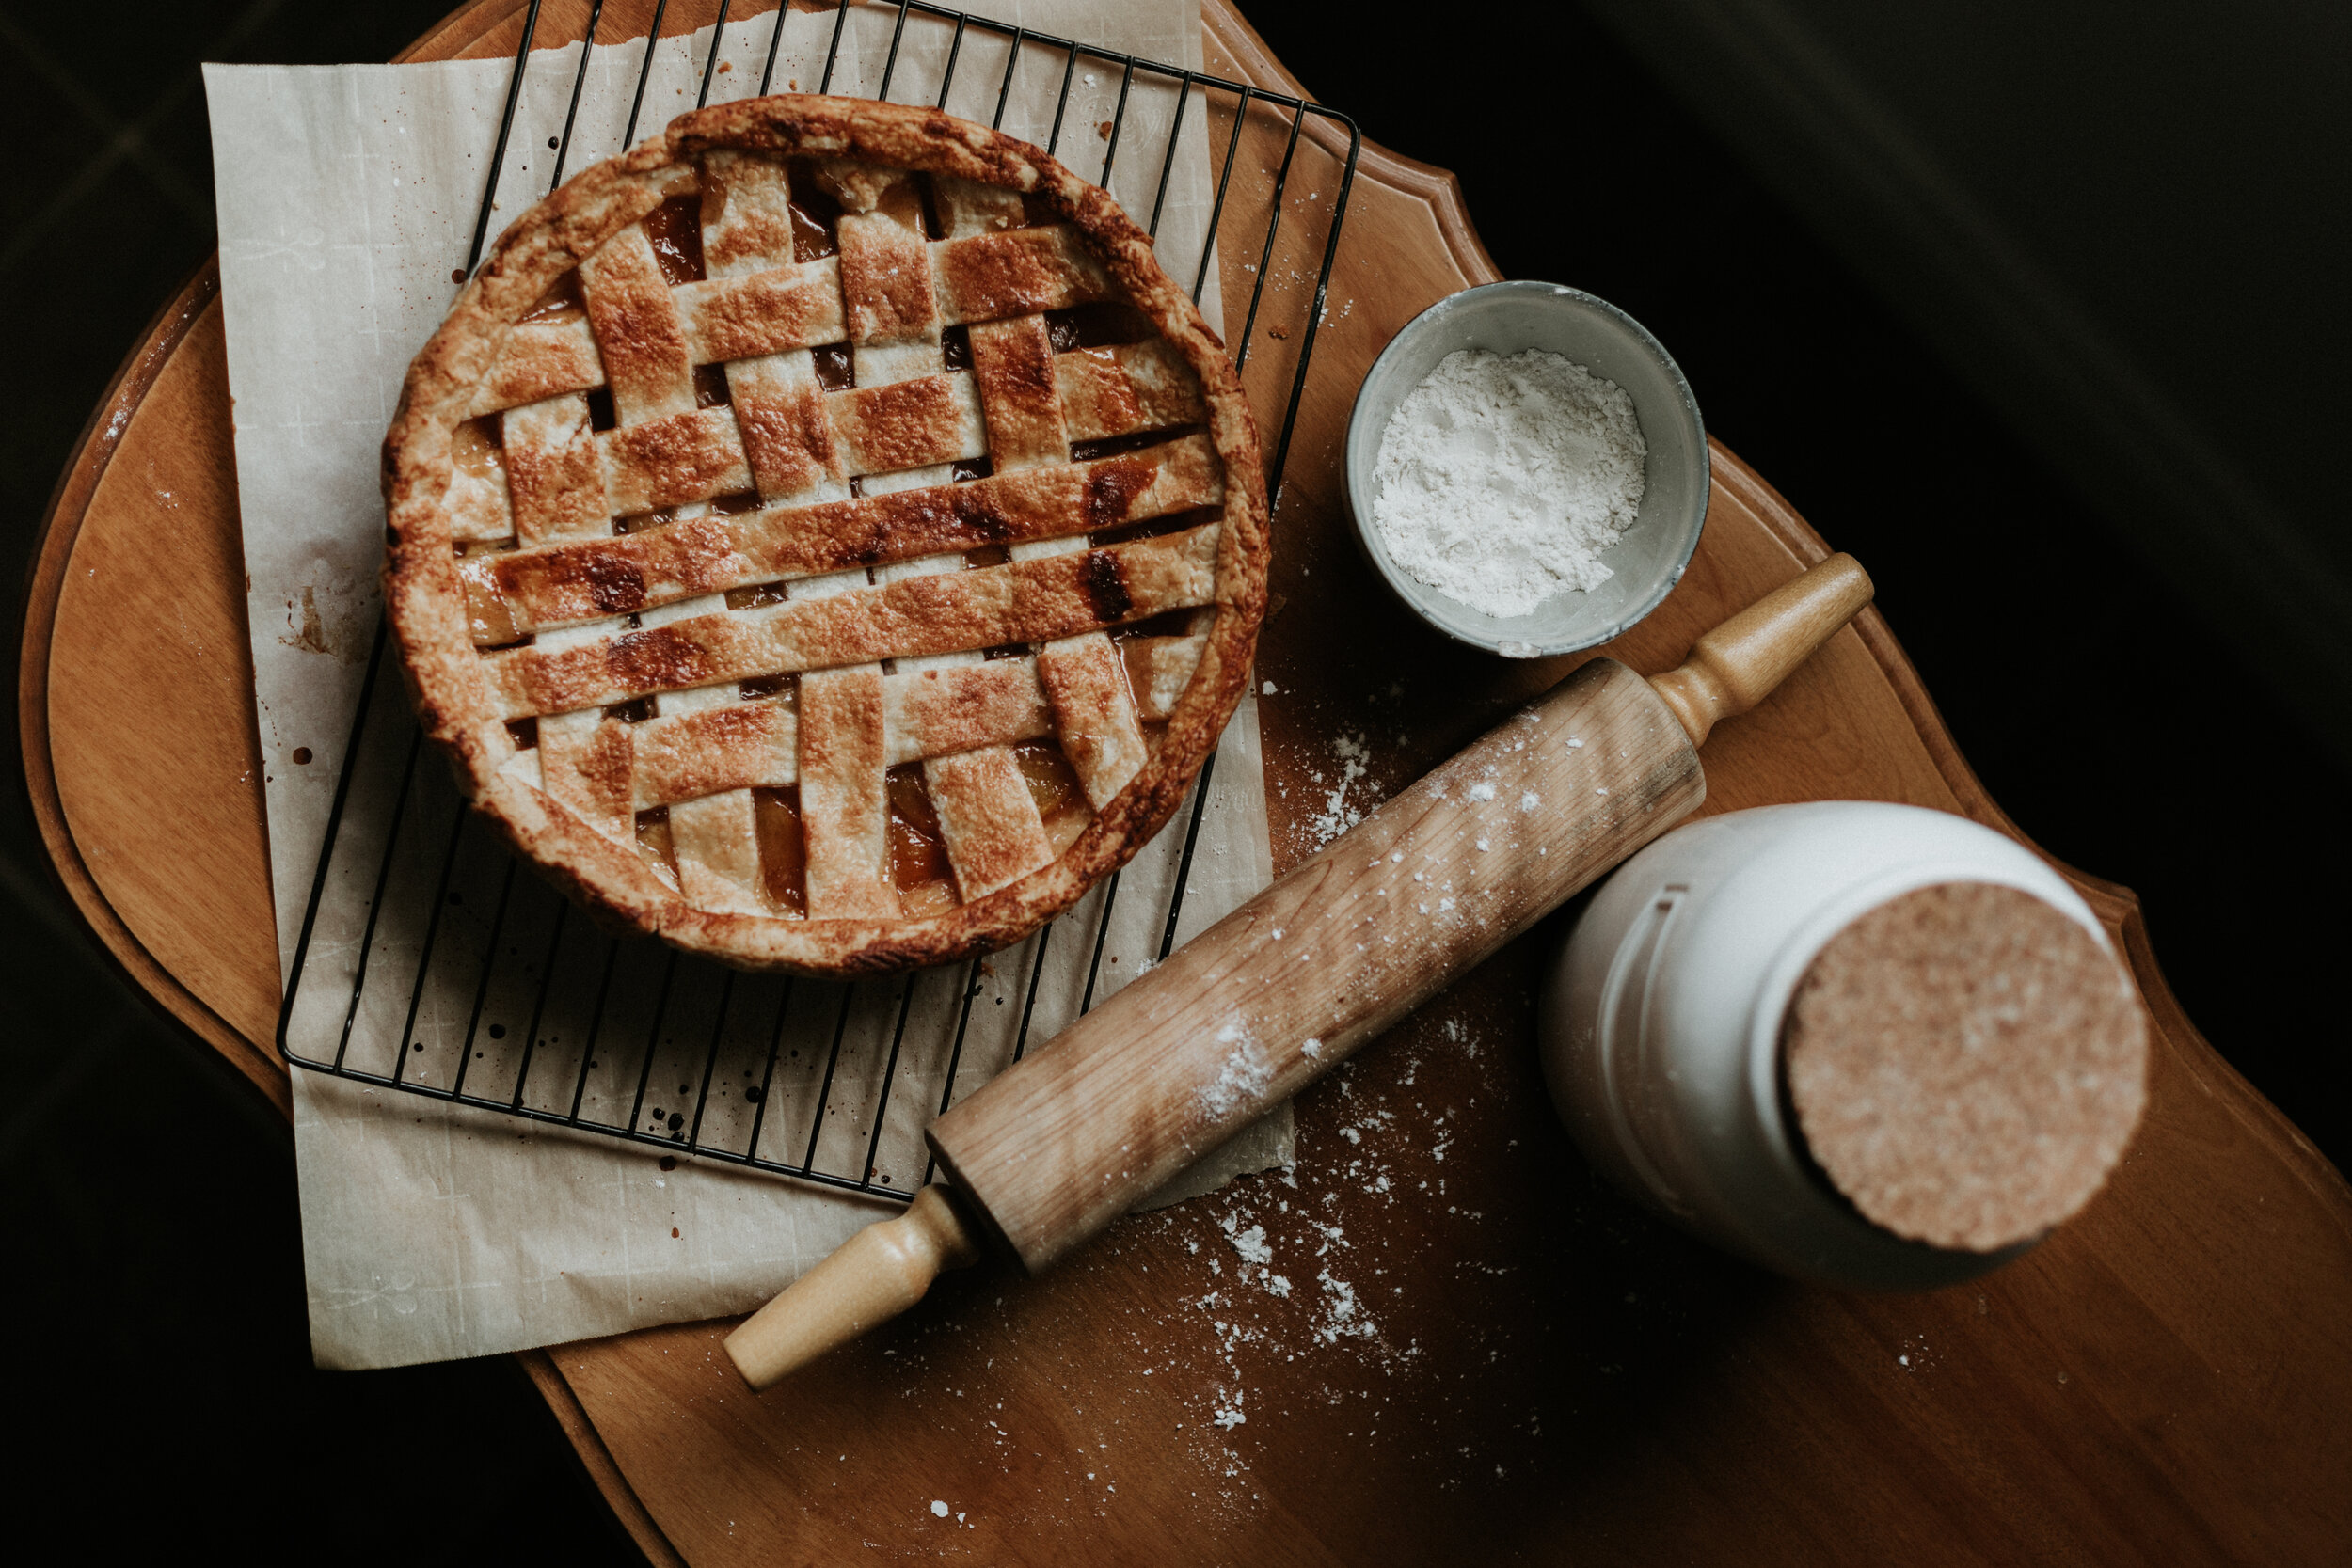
[1343,280,1708,657]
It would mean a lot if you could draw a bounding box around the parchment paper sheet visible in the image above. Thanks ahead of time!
[204,0,1284,1371]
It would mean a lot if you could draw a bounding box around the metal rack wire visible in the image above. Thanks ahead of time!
[277,0,1360,1205]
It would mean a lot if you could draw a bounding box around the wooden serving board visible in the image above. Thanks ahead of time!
[19,2,2352,1561]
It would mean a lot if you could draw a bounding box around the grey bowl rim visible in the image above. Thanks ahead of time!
[1342,278,1709,658]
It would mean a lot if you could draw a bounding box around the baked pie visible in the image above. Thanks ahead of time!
[382,95,1267,974]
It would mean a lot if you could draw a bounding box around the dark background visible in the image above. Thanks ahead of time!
[2,2,2343,1560]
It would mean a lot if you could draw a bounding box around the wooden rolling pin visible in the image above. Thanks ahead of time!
[725,554,1875,1389]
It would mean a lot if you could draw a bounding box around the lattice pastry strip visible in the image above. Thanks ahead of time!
[883,189,1055,888]
[484,523,1216,720]
[386,97,1267,974]
[704,151,852,508]
[470,226,1110,420]
[450,340,1202,545]
[580,225,697,424]
[934,175,1025,240]
[923,747,1054,900]
[830,164,946,396]
[534,708,633,838]
[638,587,759,914]
[1036,633,1152,809]
[525,608,635,841]
[797,663,897,920]
[665,788,765,915]
[667,152,813,915]
[506,640,1208,798]
[501,394,610,546]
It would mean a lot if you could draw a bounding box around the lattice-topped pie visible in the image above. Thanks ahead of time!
[383,96,1267,974]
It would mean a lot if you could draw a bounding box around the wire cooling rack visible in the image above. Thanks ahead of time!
[276,0,1359,1204]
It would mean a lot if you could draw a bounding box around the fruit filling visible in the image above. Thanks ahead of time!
[1013,742,1093,854]
[752,787,807,917]
[643,193,707,284]
[887,765,959,916]
[634,807,680,892]
[452,415,506,479]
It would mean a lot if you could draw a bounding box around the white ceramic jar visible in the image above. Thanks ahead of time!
[1537,800,2115,1289]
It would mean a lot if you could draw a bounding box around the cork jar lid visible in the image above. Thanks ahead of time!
[1781,880,2149,1253]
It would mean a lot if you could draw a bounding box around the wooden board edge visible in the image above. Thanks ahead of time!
[518,1349,691,1567]
[2113,900,2352,1220]
[1708,441,2352,1215]
[13,261,294,1121]
[1705,449,2031,837]
[1201,0,1503,289]
[392,0,516,63]
[393,0,794,68]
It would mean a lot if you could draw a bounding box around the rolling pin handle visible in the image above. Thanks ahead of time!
[723,1183,984,1391]
[1648,552,1874,746]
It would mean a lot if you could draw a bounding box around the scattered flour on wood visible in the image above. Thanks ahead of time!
[1314,1270,1378,1345]
[1307,732,1373,847]
[1372,347,1646,617]
[1222,1212,1274,1266]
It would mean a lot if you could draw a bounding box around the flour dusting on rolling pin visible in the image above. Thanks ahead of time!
[1372,348,1646,617]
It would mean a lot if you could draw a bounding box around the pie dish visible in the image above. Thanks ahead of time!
[382,95,1268,974]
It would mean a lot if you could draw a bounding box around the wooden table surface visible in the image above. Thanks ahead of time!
[19,2,2352,1561]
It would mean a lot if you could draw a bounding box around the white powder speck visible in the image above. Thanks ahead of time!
[1261,680,1278,694]
[1475,837,1489,851]
[1222,1215,1273,1265]
[1265,1273,1293,1297]
[1214,1404,1247,1430]
[1371,348,1645,617]
[1302,1037,1323,1057]
[1391,850,1404,863]
[930,1500,949,1517]
[1467,782,1497,802]
[1199,1023,1271,1117]
[1307,732,1372,847]
[1314,1269,1379,1344]
[1519,791,1539,812]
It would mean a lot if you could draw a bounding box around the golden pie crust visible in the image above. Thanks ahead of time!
[381,95,1267,975]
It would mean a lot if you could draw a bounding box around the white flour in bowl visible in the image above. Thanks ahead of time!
[1371,347,1646,618]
